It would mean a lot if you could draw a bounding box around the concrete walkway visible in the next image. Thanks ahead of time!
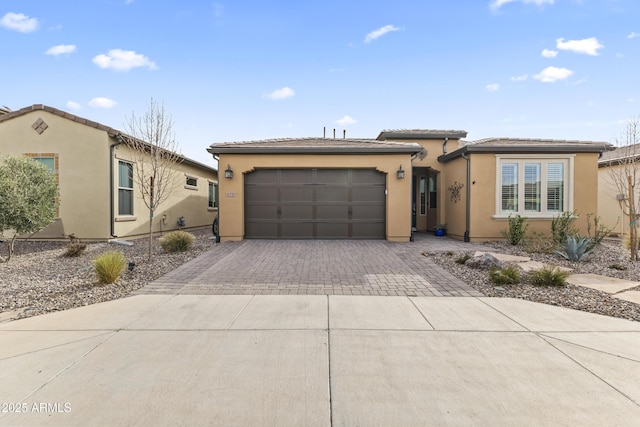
[1,294,639,426]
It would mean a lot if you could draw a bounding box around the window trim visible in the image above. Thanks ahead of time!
[118,160,134,216]
[185,175,199,190]
[494,154,574,218]
[208,181,219,209]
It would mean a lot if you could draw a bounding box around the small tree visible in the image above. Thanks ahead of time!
[0,155,59,262]
[605,118,640,260]
[123,98,181,260]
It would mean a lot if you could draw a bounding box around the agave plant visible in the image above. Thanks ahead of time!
[556,235,594,262]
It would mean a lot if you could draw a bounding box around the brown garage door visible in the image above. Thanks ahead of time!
[245,169,385,239]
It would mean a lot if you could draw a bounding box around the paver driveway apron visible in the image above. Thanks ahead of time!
[138,239,484,296]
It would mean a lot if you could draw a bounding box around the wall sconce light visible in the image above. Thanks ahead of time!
[396,165,405,180]
[224,164,233,179]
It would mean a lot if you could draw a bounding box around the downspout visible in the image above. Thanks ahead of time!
[461,152,471,242]
[110,134,124,238]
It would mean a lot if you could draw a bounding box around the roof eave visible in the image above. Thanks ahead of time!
[438,144,613,163]
[377,131,468,140]
[208,146,422,155]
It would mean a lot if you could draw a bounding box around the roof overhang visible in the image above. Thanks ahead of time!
[377,129,468,140]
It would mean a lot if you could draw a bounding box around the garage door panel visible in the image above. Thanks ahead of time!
[281,205,313,220]
[281,223,314,238]
[244,168,385,239]
[351,187,384,202]
[316,169,348,184]
[245,204,279,220]
[280,187,313,202]
[317,205,348,220]
[352,205,385,220]
[245,222,278,238]
[317,222,349,238]
[316,187,349,202]
[245,186,278,203]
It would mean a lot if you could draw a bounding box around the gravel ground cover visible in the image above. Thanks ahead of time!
[0,228,215,320]
[1,230,639,322]
[424,238,640,322]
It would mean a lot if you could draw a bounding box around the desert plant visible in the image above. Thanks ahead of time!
[556,235,594,262]
[523,231,554,254]
[489,266,521,285]
[63,243,87,257]
[528,266,569,286]
[94,251,127,284]
[551,211,578,245]
[455,253,471,264]
[159,230,196,253]
[501,214,528,245]
[586,213,615,251]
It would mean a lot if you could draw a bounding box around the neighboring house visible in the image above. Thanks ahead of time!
[0,104,218,241]
[208,130,611,242]
[598,144,640,236]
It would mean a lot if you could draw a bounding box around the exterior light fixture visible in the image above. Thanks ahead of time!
[224,164,233,179]
[397,165,405,180]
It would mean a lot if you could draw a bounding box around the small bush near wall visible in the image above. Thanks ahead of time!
[63,243,87,257]
[94,251,127,284]
[551,211,578,245]
[501,214,528,245]
[159,230,196,253]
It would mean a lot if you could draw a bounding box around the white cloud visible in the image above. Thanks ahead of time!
[66,101,81,110]
[364,25,400,43]
[556,37,603,56]
[336,115,356,125]
[45,44,77,56]
[264,87,295,100]
[628,32,640,39]
[0,12,39,33]
[533,66,573,82]
[125,0,134,4]
[541,48,558,58]
[490,0,554,10]
[485,83,500,92]
[92,49,157,71]
[510,74,528,82]
[88,97,117,108]
[628,98,635,103]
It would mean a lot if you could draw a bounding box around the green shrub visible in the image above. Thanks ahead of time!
[551,211,578,245]
[94,251,127,284]
[455,253,471,264]
[586,213,615,251]
[489,266,521,285]
[159,230,196,253]
[63,243,87,257]
[556,235,594,262]
[501,214,528,245]
[528,266,569,286]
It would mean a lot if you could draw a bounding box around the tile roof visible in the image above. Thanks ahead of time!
[377,129,468,140]
[0,104,217,172]
[439,137,614,162]
[208,137,422,154]
[599,143,640,164]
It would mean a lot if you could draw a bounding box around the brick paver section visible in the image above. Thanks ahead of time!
[137,234,488,297]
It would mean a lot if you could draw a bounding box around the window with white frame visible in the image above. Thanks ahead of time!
[208,182,218,208]
[497,156,571,217]
[185,176,198,189]
[118,161,134,215]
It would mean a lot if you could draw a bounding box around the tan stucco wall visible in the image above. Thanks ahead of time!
[441,152,601,241]
[112,144,218,239]
[598,164,631,236]
[441,156,468,240]
[0,110,112,240]
[216,153,413,242]
[0,110,218,240]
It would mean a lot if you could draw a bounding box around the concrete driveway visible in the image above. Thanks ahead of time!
[1,294,639,426]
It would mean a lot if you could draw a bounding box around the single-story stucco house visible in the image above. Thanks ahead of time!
[208,130,612,242]
[0,105,218,241]
[598,143,640,236]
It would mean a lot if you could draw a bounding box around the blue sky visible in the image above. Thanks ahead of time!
[2,0,639,166]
